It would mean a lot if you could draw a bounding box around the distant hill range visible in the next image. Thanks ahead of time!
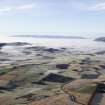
[11,35,86,39]
[95,37,105,42]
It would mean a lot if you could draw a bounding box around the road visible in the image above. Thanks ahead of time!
[91,93,105,105]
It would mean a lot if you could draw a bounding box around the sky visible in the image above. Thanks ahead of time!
[0,0,105,36]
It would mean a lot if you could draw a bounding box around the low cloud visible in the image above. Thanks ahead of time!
[16,4,35,10]
[89,2,105,11]
[0,7,12,12]
[0,3,35,13]
[72,1,105,12]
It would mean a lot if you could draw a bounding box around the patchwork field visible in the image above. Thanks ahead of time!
[0,42,105,105]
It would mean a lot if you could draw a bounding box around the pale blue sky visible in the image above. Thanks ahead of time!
[0,0,105,36]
